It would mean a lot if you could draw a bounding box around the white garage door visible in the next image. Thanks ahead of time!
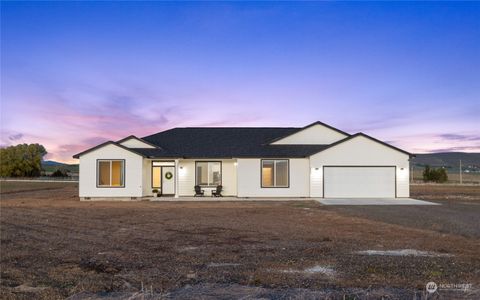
[324,166,396,198]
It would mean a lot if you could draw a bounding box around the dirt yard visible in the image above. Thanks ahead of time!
[1,182,479,299]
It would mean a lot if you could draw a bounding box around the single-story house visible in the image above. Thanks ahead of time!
[73,121,413,200]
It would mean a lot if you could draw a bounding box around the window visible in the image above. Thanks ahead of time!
[261,159,289,187]
[196,161,221,186]
[152,161,175,167]
[97,160,124,187]
[152,166,161,188]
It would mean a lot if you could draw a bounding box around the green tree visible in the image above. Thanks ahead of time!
[436,168,448,183]
[422,165,448,183]
[0,144,47,177]
[422,165,431,182]
[51,168,69,177]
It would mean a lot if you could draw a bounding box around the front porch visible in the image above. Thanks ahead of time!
[143,159,238,198]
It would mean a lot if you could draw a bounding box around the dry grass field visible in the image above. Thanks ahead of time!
[411,169,480,184]
[1,181,479,299]
[0,181,76,194]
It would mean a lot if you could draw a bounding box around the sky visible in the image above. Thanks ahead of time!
[1,2,479,163]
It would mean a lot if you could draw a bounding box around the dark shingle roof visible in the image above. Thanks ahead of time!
[141,127,328,158]
[72,122,413,159]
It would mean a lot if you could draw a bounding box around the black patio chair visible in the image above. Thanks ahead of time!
[211,185,223,197]
[194,185,204,197]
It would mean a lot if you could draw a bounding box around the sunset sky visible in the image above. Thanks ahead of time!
[1,2,479,163]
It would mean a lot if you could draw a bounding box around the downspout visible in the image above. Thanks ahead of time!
[174,159,179,198]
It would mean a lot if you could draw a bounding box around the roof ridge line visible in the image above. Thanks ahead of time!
[178,126,301,129]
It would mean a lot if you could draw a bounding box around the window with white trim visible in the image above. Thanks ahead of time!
[261,159,289,187]
[97,160,124,187]
[196,161,221,186]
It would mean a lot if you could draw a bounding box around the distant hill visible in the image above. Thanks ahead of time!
[42,160,66,166]
[412,152,480,172]
[41,161,79,173]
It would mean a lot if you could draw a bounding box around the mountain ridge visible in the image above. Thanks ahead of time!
[412,152,480,171]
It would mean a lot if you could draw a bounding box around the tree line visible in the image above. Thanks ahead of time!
[0,144,47,177]
[0,143,70,177]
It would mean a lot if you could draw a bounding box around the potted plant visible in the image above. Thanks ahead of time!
[152,189,159,197]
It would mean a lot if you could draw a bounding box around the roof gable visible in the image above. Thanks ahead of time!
[270,121,349,145]
[72,141,148,159]
[117,135,158,149]
[309,133,413,157]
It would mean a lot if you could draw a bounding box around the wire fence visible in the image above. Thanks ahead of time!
[0,177,78,182]
[410,168,480,185]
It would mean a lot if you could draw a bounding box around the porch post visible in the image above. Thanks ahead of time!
[174,159,179,198]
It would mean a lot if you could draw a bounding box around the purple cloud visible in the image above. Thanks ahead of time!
[429,146,480,153]
[8,133,23,141]
[438,134,480,141]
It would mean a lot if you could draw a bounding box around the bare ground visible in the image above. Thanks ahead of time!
[1,182,479,299]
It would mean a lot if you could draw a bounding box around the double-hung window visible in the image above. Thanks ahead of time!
[261,159,289,188]
[196,161,221,186]
[97,160,125,187]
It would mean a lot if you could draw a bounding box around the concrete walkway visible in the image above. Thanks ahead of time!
[148,197,311,202]
[317,198,439,205]
[146,197,439,205]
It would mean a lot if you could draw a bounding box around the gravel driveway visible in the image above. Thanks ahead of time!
[323,185,480,238]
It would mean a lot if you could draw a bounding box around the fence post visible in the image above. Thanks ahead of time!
[459,160,462,185]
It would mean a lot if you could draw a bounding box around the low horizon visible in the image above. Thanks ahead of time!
[1,2,479,163]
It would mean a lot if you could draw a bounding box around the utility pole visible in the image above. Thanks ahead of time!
[411,164,414,183]
[459,160,462,185]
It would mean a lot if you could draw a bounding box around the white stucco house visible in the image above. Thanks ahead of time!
[73,121,413,200]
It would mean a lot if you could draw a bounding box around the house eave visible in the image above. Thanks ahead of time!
[72,141,148,159]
